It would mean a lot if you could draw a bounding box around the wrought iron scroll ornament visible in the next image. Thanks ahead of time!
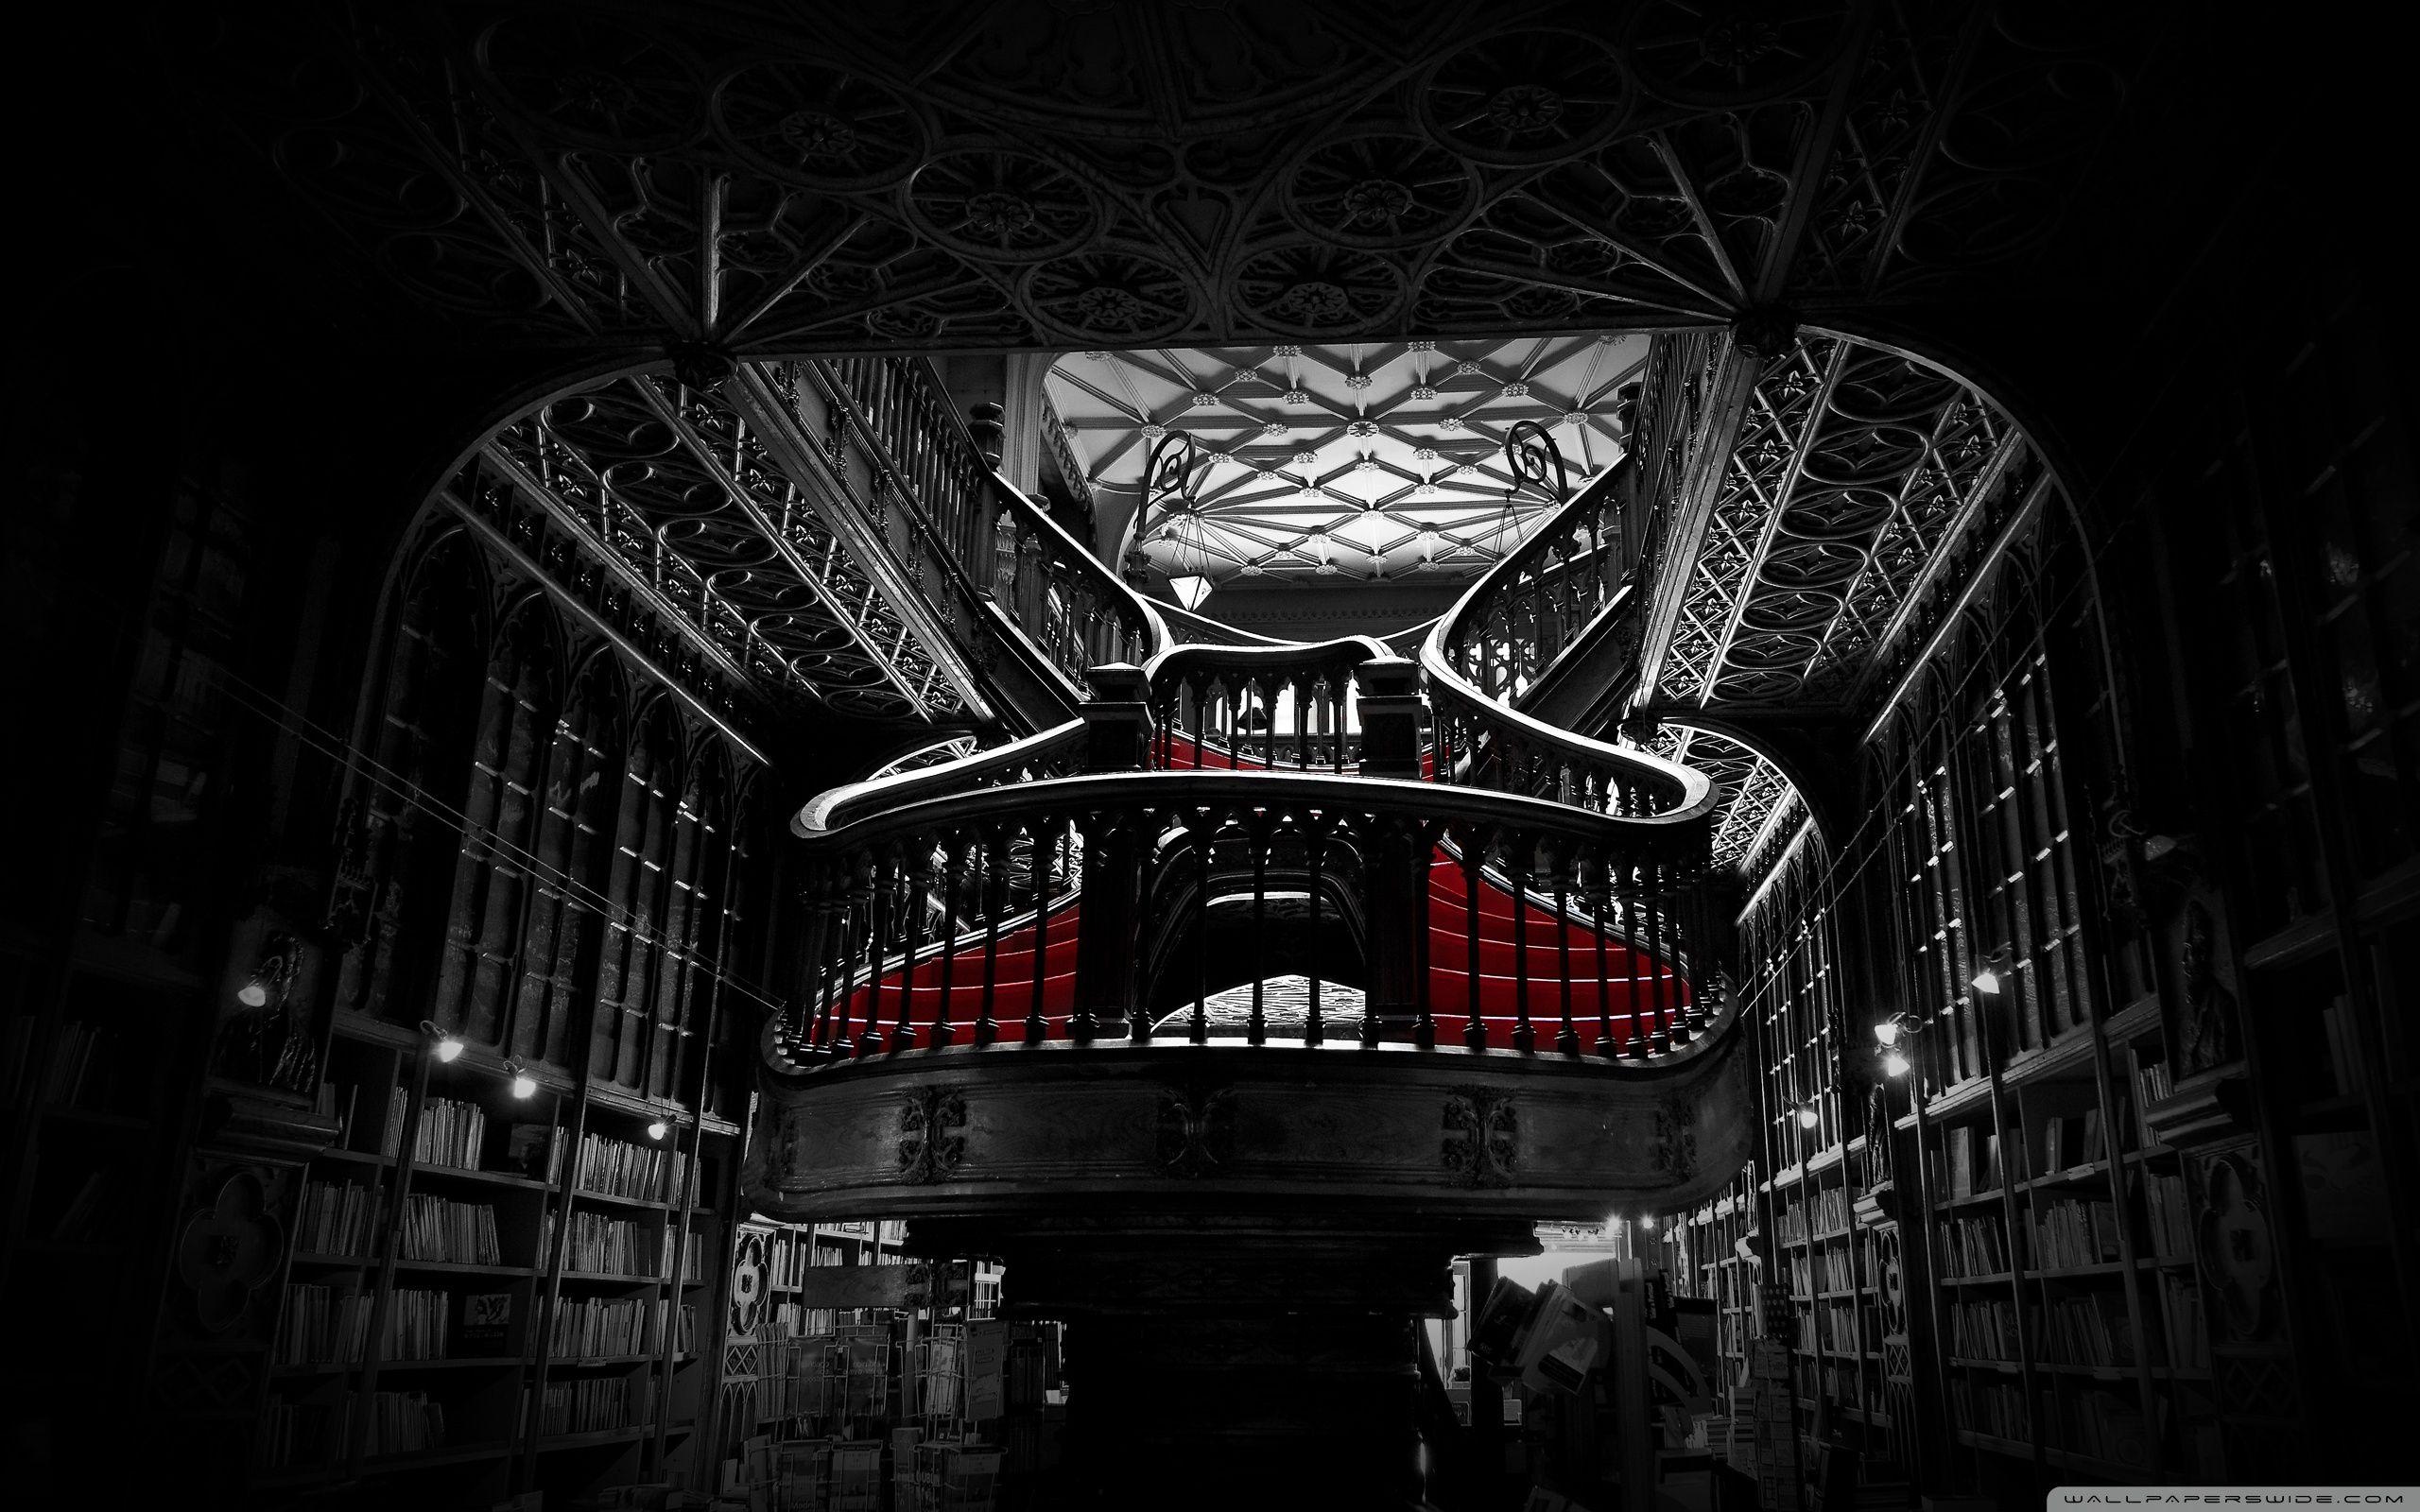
[1441,1087,1518,1188]
[1156,1079,1237,1178]
[1499,419,1569,507]
[897,1088,969,1182]
[1141,430,1209,538]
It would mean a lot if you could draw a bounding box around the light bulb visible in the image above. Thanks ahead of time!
[1873,1020,1900,1046]
[1970,967,2001,995]
[436,1038,464,1063]
[1882,1049,1910,1078]
[1797,1104,1820,1129]
[647,1121,668,1141]
[236,978,269,1008]
[510,1069,537,1099]
[1170,575,1213,610]
[1638,1214,1656,1231]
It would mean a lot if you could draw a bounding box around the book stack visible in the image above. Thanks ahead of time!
[398,1194,503,1265]
[1946,1126,2003,1197]
[380,1288,453,1361]
[385,1091,489,1171]
[1818,1248,1856,1291]
[1934,1213,2011,1278]
[2032,1197,2122,1267]
[2130,1062,2170,1147]
[1818,1299,1856,1353]
[550,1297,668,1357]
[575,1132,690,1201]
[1780,1196,1808,1244]
[549,1211,662,1277]
[2039,1292,2135,1366]
[1811,1187,1850,1235]
[297,1178,385,1257]
[1947,1298,2021,1362]
[2137,1170,2191,1260]
[275,1282,372,1365]
[1789,1254,1813,1297]
[2157,1274,2209,1369]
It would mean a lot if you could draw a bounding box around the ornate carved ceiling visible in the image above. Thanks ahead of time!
[181,0,2156,868]
[1649,335,2033,712]
[1648,724,1801,872]
[192,2,2144,353]
[1047,335,1648,587]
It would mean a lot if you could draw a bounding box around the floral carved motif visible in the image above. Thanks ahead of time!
[1156,1081,1237,1178]
[897,1088,969,1183]
[1441,1088,1518,1188]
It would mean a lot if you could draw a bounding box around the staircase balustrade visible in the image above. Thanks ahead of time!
[808,357,1165,710]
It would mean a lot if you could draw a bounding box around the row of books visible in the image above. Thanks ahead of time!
[2039,1291,2137,1367]
[770,1241,858,1288]
[256,1395,340,1469]
[1810,1187,1850,1233]
[276,1283,372,1365]
[548,1211,664,1278]
[2028,1107,2109,1175]
[398,1194,503,1265]
[549,1297,696,1358]
[1814,1299,1858,1354]
[382,1287,454,1361]
[2066,1386,2153,1469]
[2157,1274,2209,1369]
[576,1132,690,1202]
[312,1080,360,1147]
[1948,1298,2023,1362]
[1937,1214,2012,1278]
[9,1018,120,1109]
[383,1091,489,1172]
[769,1302,840,1340]
[529,1375,657,1436]
[1944,1126,2005,1198]
[2032,1196,2124,1267]
[1955,1379,2031,1440]
[263,1388,449,1461]
[274,1285,459,1365]
[357,1389,449,1455]
[1816,1247,1857,1291]
[2131,1061,2173,1148]
[2137,1170,2192,1261]
[297,1179,384,1258]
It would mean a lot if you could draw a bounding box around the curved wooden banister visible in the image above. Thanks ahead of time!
[793,718,1087,837]
[1422,456,1710,821]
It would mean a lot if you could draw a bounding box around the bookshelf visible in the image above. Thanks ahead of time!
[251,1014,738,1505]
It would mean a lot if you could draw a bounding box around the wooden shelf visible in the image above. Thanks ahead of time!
[291,1251,379,1268]
[393,1258,538,1278]
[409,1162,555,1194]
[1958,1429,2037,1459]
[538,1425,653,1451]
[365,1441,516,1472]
[570,1186,675,1211]
[373,1355,526,1371]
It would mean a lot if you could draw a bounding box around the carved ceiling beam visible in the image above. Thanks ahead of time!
[1629,338,1763,702]
[1841,426,2031,699]
[1698,338,1854,696]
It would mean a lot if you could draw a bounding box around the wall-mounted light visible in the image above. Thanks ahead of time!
[1881,1049,1911,1078]
[419,1020,464,1063]
[647,1120,668,1142]
[1797,1103,1821,1130]
[235,934,301,1008]
[507,1060,537,1099]
[1637,1214,1657,1231]
[1971,947,2013,996]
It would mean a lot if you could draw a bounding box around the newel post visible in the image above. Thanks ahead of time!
[1072,665,1153,1040]
[1354,657,1424,780]
[1355,659,1426,1035]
